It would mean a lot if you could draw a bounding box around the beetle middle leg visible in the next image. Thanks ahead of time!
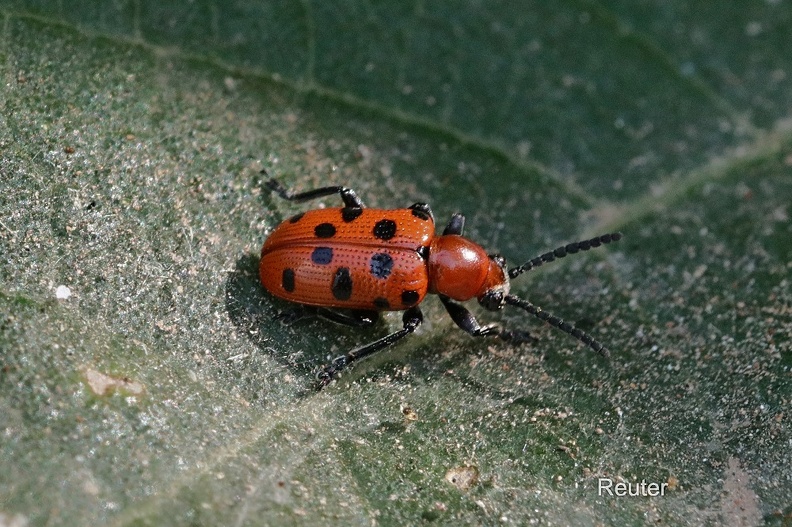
[317,307,423,387]
[439,295,535,344]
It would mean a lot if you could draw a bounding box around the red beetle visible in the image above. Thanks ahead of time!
[260,176,622,386]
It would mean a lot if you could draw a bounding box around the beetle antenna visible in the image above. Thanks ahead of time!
[504,295,610,357]
[508,232,622,279]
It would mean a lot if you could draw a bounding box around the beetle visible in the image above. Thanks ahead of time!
[259,175,622,386]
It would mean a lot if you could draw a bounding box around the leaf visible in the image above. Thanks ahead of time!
[1,3,790,526]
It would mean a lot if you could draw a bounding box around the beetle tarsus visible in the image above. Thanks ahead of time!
[316,355,349,387]
[498,329,536,345]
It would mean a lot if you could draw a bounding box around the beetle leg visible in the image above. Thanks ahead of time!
[317,307,423,387]
[274,305,317,325]
[439,295,535,344]
[317,308,379,328]
[275,306,378,327]
[442,213,465,235]
[263,173,364,209]
[408,203,434,222]
[440,295,499,336]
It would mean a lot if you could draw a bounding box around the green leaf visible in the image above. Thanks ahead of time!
[1,3,790,526]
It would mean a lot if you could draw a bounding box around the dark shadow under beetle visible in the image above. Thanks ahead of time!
[224,253,392,378]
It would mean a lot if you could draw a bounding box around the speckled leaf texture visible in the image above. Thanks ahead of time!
[1,2,790,526]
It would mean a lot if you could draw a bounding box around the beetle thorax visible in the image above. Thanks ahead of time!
[428,235,509,303]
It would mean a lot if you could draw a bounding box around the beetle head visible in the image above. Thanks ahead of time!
[477,253,510,311]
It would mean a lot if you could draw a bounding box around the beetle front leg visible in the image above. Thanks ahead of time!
[439,295,535,344]
[317,307,423,387]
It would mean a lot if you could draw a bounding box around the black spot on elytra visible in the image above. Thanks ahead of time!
[314,222,337,238]
[288,212,305,224]
[401,290,420,306]
[311,247,333,265]
[373,297,390,309]
[409,203,433,221]
[369,253,393,279]
[331,267,353,300]
[282,268,295,292]
[341,207,363,222]
[373,219,397,240]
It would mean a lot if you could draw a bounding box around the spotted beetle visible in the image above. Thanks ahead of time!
[259,176,622,386]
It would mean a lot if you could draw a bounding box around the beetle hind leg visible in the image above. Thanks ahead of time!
[262,171,364,209]
[317,307,423,388]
